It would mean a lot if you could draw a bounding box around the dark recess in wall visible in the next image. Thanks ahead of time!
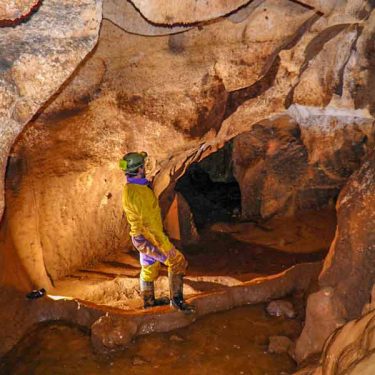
[175,141,241,228]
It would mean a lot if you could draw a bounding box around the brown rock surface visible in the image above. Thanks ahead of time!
[292,24,360,107]
[0,285,103,358]
[0,0,39,22]
[211,208,337,254]
[129,0,366,26]
[91,315,138,353]
[319,152,375,319]
[0,0,102,289]
[164,192,200,246]
[103,0,192,36]
[129,0,250,25]
[232,112,373,220]
[294,287,346,362]
[295,152,375,362]
[295,307,375,375]
[268,335,293,354]
[267,300,296,319]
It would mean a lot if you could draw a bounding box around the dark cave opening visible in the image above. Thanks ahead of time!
[175,141,241,229]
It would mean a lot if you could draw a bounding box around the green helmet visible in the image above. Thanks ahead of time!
[119,152,147,173]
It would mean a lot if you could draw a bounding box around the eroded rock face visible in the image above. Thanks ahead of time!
[0,0,102,206]
[319,153,375,319]
[103,0,192,36]
[294,287,347,362]
[91,315,138,353]
[0,0,39,22]
[164,192,200,246]
[295,151,375,362]
[266,300,296,319]
[0,0,101,285]
[295,303,375,375]
[129,0,250,25]
[268,335,293,355]
[233,111,373,220]
[0,0,102,288]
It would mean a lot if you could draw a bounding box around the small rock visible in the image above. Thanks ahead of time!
[266,300,296,318]
[91,315,138,353]
[169,334,184,342]
[268,336,293,354]
[132,356,147,366]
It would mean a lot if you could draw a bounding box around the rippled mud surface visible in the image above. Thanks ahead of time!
[1,304,300,375]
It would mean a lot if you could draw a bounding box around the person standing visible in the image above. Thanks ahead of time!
[119,152,195,314]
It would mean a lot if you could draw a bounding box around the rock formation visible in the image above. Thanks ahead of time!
[295,151,375,362]
[0,0,102,290]
[232,112,373,220]
[295,286,375,375]
[0,0,40,22]
[103,0,192,36]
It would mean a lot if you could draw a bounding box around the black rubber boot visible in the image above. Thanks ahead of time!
[169,273,196,314]
[26,288,46,300]
[140,280,169,308]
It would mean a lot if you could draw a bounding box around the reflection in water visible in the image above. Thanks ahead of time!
[1,304,300,375]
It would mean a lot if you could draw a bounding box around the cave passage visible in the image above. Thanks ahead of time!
[47,139,337,308]
[175,141,242,229]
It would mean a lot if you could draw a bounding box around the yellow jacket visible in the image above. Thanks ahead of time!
[122,182,173,252]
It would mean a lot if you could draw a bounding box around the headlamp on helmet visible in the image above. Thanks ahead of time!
[119,151,148,173]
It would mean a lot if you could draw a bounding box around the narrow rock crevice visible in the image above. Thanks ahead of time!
[224,56,280,119]
[334,25,362,97]
[225,12,320,119]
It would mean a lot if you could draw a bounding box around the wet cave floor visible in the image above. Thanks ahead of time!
[1,304,300,375]
[52,209,336,309]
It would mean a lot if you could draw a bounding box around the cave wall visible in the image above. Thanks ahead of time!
[295,285,375,375]
[0,0,103,289]
[0,0,373,302]
[233,111,374,220]
[295,150,375,363]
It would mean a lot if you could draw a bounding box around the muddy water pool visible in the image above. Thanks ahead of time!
[1,304,300,375]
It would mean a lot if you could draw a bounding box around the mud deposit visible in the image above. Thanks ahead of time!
[1,304,300,375]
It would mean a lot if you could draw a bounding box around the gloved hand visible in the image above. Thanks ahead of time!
[165,247,188,275]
